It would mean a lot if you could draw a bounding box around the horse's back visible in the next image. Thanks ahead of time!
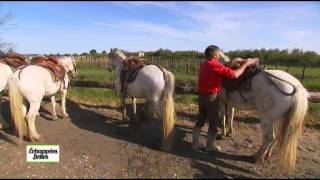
[15,65,61,99]
[265,70,303,87]
[127,64,165,99]
[251,69,307,120]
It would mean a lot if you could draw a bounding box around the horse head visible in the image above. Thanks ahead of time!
[108,48,126,72]
[58,56,77,79]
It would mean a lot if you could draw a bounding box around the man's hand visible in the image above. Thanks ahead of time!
[233,58,258,79]
[244,58,258,67]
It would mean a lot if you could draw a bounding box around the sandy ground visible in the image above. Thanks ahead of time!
[0,98,319,178]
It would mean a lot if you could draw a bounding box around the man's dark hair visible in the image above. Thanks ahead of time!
[205,45,220,60]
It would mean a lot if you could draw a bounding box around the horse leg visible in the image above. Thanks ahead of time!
[265,139,277,161]
[131,97,138,123]
[252,117,275,163]
[220,101,227,137]
[26,102,41,142]
[51,96,58,120]
[61,88,69,118]
[143,101,151,121]
[264,119,280,161]
[226,106,235,137]
[120,93,128,121]
[0,95,10,129]
[151,99,162,120]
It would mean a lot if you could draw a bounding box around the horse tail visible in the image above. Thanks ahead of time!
[8,72,25,141]
[161,68,176,152]
[276,84,308,172]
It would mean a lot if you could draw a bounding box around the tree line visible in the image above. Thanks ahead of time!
[141,48,320,67]
[71,48,320,67]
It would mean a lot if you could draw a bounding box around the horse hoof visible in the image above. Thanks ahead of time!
[264,154,272,162]
[250,155,259,164]
[251,155,264,164]
[29,134,41,142]
[52,116,58,121]
[216,134,224,140]
[63,114,69,118]
[226,133,233,137]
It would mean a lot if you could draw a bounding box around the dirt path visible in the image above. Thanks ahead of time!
[0,99,319,178]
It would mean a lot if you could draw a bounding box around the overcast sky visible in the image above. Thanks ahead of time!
[0,1,319,54]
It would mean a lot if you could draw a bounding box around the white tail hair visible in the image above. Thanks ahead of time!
[161,68,176,152]
[276,84,308,172]
[8,73,25,141]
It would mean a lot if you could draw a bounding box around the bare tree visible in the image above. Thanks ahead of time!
[0,13,13,49]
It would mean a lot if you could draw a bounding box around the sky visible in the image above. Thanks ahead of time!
[0,1,319,54]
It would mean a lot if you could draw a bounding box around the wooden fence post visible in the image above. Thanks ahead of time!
[300,65,306,81]
[186,63,189,75]
[192,59,195,75]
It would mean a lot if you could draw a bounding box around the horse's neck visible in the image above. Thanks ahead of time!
[115,58,125,74]
[57,58,69,73]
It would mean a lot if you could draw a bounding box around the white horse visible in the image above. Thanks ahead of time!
[0,62,14,129]
[8,56,77,142]
[108,48,176,151]
[219,56,308,172]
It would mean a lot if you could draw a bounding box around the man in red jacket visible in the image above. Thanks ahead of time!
[193,45,257,152]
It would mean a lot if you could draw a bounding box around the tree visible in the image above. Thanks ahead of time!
[102,50,106,54]
[6,47,15,54]
[89,49,97,55]
[0,13,12,50]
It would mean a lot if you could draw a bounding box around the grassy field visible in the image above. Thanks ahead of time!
[75,61,320,90]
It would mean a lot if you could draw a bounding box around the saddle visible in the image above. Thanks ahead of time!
[122,56,147,71]
[0,53,28,69]
[222,59,262,93]
[120,56,149,94]
[30,56,66,81]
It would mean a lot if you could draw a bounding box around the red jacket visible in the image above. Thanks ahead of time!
[198,58,235,94]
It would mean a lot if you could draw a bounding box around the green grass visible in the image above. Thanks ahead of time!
[72,64,320,105]
[76,64,115,82]
[175,94,197,104]
[75,64,320,89]
[68,87,118,103]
